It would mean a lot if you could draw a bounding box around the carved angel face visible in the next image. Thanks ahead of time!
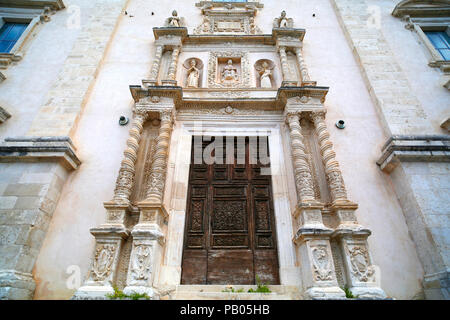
[262,61,269,69]
[227,59,233,65]
[190,59,196,67]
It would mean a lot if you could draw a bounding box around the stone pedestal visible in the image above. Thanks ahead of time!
[293,204,346,299]
[123,203,168,299]
[73,225,129,299]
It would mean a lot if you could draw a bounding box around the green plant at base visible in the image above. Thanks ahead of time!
[248,275,271,293]
[342,286,358,299]
[106,286,151,300]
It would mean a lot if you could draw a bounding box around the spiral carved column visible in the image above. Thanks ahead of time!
[112,113,147,204]
[167,46,180,81]
[279,46,296,86]
[294,47,316,86]
[148,44,164,85]
[311,111,348,204]
[286,113,316,203]
[145,110,174,204]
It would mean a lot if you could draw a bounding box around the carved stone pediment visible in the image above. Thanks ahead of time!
[194,1,262,35]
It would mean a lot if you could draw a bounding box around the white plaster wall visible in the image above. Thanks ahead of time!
[0,0,104,140]
[31,0,424,299]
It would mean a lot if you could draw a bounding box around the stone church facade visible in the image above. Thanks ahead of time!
[0,0,448,300]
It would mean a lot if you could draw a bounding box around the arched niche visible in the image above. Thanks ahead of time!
[183,58,204,88]
[254,59,276,88]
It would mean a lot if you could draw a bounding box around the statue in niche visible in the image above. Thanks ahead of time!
[221,59,239,83]
[255,60,275,88]
[167,10,181,27]
[186,59,200,88]
[259,62,273,88]
[273,10,293,28]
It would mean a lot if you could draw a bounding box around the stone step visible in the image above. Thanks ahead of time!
[171,285,304,300]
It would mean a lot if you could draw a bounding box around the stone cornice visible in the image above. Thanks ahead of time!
[153,27,188,41]
[392,0,450,18]
[0,136,81,170]
[377,135,450,173]
[272,28,306,42]
[130,85,329,111]
[276,86,329,104]
[0,0,65,10]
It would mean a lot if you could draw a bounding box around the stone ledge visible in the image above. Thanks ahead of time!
[377,135,450,173]
[0,136,81,170]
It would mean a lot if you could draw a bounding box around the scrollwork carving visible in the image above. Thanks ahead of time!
[129,243,152,283]
[92,244,116,282]
[311,245,333,281]
[346,245,375,282]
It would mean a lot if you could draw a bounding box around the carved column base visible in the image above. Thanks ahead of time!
[293,202,326,230]
[294,229,345,300]
[333,232,386,299]
[123,203,168,299]
[72,226,129,300]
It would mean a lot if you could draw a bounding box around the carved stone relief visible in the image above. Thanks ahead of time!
[129,242,153,285]
[208,51,251,88]
[311,244,333,281]
[92,244,116,282]
[345,243,375,283]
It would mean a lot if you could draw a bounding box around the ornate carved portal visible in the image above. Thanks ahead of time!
[181,136,280,285]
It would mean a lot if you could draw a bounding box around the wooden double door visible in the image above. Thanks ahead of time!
[181,136,280,285]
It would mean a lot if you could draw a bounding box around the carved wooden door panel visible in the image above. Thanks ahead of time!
[181,136,280,285]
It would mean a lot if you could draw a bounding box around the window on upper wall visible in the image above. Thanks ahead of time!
[424,30,450,61]
[0,22,29,53]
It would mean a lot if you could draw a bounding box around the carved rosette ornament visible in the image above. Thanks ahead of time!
[311,111,348,203]
[113,113,147,203]
[286,113,316,203]
[345,244,375,283]
[92,244,116,282]
[311,245,333,281]
[145,110,174,203]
